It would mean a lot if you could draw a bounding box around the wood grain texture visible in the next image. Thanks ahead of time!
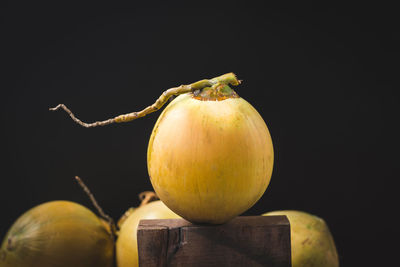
[137,216,291,267]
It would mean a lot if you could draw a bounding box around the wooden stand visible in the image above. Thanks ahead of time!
[137,216,291,267]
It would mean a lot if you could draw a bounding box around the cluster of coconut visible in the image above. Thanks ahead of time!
[1,73,339,267]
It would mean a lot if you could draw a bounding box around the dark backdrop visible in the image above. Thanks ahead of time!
[1,3,399,266]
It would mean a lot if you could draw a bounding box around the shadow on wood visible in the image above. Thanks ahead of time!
[137,216,291,267]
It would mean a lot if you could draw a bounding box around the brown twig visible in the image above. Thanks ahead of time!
[49,104,115,127]
[50,73,240,128]
[75,176,117,240]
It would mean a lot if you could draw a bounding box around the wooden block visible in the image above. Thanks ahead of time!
[137,216,291,267]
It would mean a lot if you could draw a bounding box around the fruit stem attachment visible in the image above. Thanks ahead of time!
[117,191,159,228]
[49,72,240,128]
[75,176,117,240]
[138,191,159,207]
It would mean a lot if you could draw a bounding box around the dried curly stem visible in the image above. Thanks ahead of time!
[75,176,117,240]
[50,73,240,128]
[49,104,115,127]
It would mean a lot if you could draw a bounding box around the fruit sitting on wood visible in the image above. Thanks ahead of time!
[0,201,114,267]
[263,210,339,267]
[51,73,274,224]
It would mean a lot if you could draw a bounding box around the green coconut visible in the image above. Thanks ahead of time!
[263,210,339,267]
[0,200,114,267]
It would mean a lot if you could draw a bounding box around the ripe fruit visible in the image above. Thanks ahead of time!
[263,210,339,267]
[148,80,274,224]
[116,200,180,267]
[0,201,114,267]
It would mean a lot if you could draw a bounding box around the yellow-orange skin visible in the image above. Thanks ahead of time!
[148,93,274,224]
[263,210,339,267]
[116,201,180,267]
[0,201,114,267]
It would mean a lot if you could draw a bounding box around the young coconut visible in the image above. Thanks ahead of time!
[51,73,274,224]
[0,177,115,267]
[116,191,180,267]
[0,201,114,267]
[263,210,339,267]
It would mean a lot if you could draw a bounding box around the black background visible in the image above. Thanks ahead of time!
[1,3,399,266]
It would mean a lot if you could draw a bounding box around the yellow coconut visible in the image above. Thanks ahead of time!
[116,199,180,267]
[148,82,274,224]
[263,210,339,267]
[0,201,114,267]
[49,73,273,225]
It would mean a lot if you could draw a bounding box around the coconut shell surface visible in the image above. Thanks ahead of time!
[0,200,114,267]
